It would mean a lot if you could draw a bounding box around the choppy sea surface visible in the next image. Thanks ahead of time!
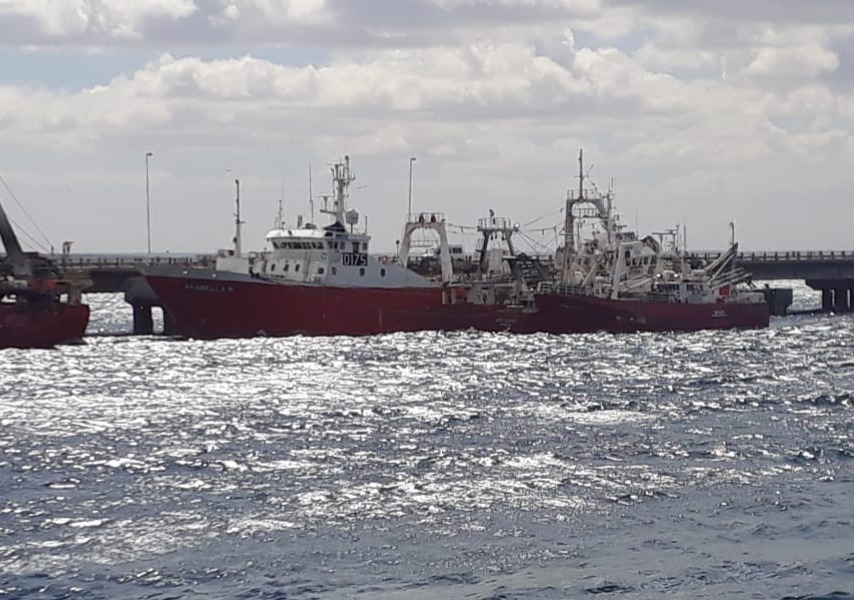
[1,283,852,599]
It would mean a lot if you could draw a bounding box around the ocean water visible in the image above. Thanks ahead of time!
[0,284,852,599]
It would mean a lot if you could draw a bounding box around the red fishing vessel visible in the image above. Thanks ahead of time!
[0,196,89,349]
[145,153,768,339]
[145,157,540,338]
[532,150,769,332]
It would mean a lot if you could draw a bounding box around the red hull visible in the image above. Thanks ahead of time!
[533,292,770,333]
[147,274,770,339]
[0,302,90,349]
[146,275,535,338]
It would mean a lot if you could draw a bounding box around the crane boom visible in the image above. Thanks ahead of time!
[0,196,32,279]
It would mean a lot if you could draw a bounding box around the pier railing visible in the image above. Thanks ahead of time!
[689,250,854,262]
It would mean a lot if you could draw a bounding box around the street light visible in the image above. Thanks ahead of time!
[145,151,153,254]
[407,156,416,222]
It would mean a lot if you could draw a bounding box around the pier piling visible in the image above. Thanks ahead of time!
[132,304,154,335]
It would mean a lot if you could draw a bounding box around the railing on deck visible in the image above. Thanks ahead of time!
[52,254,217,269]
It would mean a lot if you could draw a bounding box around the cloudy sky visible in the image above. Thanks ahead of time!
[1,0,853,254]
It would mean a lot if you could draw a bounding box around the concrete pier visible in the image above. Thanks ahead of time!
[762,287,794,316]
[807,279,854,313]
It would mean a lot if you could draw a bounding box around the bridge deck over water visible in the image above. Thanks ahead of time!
[56,250,854,284]
[12,248,854,306]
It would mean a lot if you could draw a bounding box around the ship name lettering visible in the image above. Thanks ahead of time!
[185,283,234,293]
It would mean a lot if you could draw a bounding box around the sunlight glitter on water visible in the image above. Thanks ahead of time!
[1,290,854,598]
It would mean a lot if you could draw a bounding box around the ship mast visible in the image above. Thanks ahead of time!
[321,156,355,225]
[561,149,584,283]
[0,195,32,279]
[233,179,244,257]
[275,180,285,230]
[308,163,315,225]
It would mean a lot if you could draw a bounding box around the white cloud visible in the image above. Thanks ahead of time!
[1,0,854,252]
[739,43,839,80]
[209,0,331,28]
[0,0,196,40]
[0,0,606,47]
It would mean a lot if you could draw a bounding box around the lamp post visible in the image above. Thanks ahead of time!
[145,152,153,254]
[407,156,416,222]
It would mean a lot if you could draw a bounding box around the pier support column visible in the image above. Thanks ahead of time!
[822,289,833,312]
[834,288,850,313]
[133,304,154,335]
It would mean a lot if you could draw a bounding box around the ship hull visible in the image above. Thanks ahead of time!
[146,270,770,339]
[0,302,90,349]
[146,272,535,338]
[533,292,770,333]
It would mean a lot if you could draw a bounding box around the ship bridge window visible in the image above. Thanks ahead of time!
[284,263,290,272]
[353,242,360,253]
[295,263,301,272]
